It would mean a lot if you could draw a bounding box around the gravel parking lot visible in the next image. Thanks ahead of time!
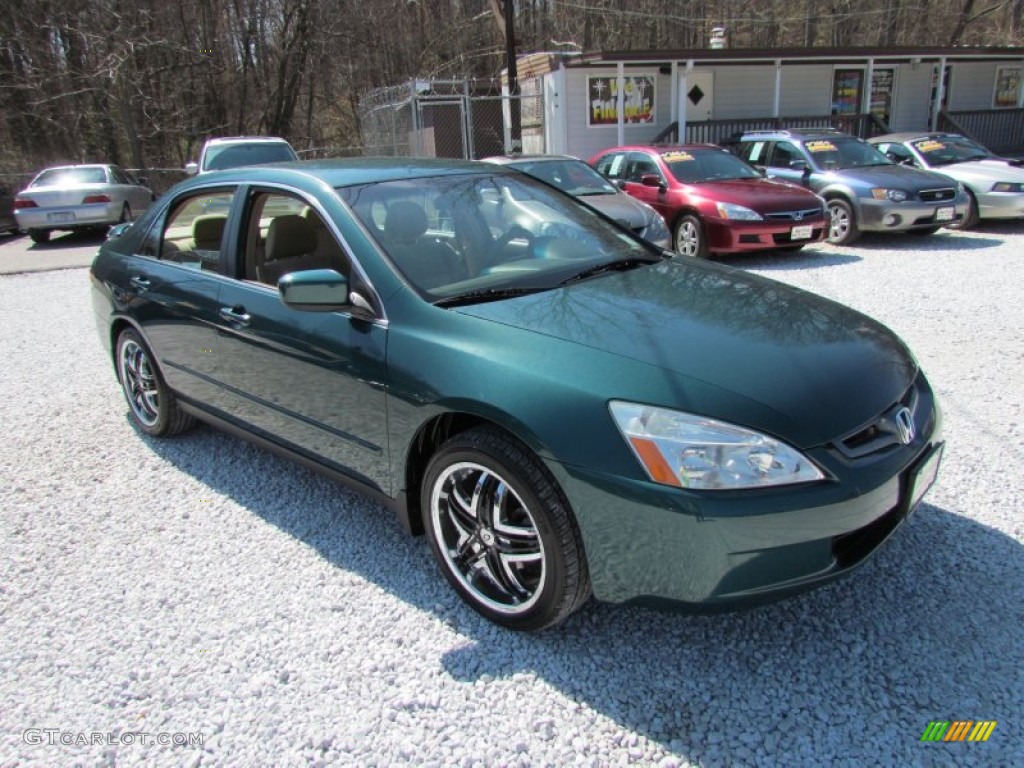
[1,225,1022,766]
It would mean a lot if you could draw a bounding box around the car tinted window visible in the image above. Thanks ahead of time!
[242,191,351,286]
[662,149,760,183]
[910,136,993,166]
[338,172,654,299]
[626,153,663,183]
[31,167,108,186]
[768,141,803,167]
[595,152,627,180]
[203,143,296,171]
[154,190,236,271]
[803,137,890,170]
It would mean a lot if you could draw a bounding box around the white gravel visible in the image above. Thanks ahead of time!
[1,224,1022,767]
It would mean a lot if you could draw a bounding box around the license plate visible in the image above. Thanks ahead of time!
[791,224,813,240]
[907,444,943,516]
[935,206,954,222]
[47,212,75,223]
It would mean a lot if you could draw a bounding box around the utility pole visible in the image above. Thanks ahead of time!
[504,0,521,151]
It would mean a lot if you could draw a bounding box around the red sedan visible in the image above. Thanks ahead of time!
[590,145,827,258]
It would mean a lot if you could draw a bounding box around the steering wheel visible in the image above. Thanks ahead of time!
[494,225,536,255]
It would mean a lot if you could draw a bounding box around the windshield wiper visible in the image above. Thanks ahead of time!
[557,256,662,287]
[577,190,616,196]
[434,286,548,308]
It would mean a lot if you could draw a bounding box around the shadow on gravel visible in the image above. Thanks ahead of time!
[849,231,1003,252]
[141,425,1022,764]
[726,248,861,271]
[28,230,106,250]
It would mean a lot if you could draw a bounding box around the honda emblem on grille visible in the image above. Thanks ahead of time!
[794,211,803,221]
[894,407,915,445]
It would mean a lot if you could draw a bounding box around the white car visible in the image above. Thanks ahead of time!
[13,164,154,244]
[185,136,298,175]
[870,132,1024,229]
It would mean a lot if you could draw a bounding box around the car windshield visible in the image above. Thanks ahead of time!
[203,143,296,171]
[338,172,660,302]
[508,159,618,196]
[31,167,107,187]
[803,137,890,170]
[662,149,761,183]
[911,136,993,166]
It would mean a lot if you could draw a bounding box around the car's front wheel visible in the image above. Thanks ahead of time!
[826,198,860,245]
[116,328,194,437]
[946,190,979,230]
[422,427,590,631]
[673,214,708,258]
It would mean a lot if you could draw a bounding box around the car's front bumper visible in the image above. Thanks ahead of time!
[976,190,1024,220]
[855,196,967,232]
[705,217,828,253]
[15,202,122,231]
[551,422,943,609]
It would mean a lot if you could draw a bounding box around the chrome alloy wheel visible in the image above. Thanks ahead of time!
[828,202,851,241]
[430,461,546,615]
[676,218,701,257]
[119,338,160,427]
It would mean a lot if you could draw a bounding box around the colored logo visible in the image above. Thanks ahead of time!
[920,721,997,742]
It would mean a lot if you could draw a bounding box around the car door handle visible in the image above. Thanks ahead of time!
[129,276,151,292]
[219,306,251,326]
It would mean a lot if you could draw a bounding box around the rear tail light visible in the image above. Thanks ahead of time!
[13,198,37,209]
[82,194,112,204]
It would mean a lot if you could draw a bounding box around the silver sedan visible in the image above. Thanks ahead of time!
[870,132,1024,229]
[14,164,154,244]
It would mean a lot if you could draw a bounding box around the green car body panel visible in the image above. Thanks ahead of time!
[91,159,942,612]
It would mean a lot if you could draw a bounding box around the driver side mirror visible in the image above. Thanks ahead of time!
[279,269,350,312]
[640,174,666,191]
[789,159,809,171]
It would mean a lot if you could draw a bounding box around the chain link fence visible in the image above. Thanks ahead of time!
[358,79,524,160]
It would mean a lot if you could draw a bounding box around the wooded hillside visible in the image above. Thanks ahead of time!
[1,0,1022,175]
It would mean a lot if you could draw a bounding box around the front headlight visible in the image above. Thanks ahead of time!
[870,188,907,202]
[609,401,825,490]
[639,203,671,245]
[992,181,1024,193]
[715,202,762,221]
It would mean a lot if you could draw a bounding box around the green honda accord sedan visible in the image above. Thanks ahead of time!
[90,158,943,630]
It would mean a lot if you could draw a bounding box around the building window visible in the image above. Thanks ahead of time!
[831,69,864,116]
[994,67,1021,108]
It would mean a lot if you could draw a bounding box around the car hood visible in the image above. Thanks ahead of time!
[580,192,655,228]
[927,158,1024,184]
[696,178,823,213]
[454,258,916,447]
[820,164,955,190]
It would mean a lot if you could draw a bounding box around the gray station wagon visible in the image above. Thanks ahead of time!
[723,128,969,244]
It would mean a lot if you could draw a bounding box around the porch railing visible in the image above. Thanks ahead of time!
[652,113,890,145]
[939,108,1024,155]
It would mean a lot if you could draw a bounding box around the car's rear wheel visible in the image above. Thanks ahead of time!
[673,214,708,258]
[115,328,194,437]
[28,229,50,244]
[946,190,978,230]
[422,427,590,631]
[826,198,859,245]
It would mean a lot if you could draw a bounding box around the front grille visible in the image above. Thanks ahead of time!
[763,207,824,221]
[835,381,921,459]
[917,188,956,202]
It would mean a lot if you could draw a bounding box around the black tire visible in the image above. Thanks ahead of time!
[421,427,591,631]
[28,229,50,244]
[826,198,860,245]
[946,190,979,230]
[673,214,708,258]
[115,328,194,437]
[909,226,941,236]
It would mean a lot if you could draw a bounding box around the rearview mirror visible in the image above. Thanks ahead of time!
[185,162,199,176]
[279,269,349,312]
[640,174,666,190]
[789,160,809,171]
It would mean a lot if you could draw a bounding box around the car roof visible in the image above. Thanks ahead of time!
[483,154,581,164]
[735,128,852,141]
[37,164,112,171]
[598,144,725,153]
[179,157,518,188]
[869,132,965,143]
[203,136,291,146]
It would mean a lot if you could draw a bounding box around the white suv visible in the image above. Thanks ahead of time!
[185,136,298,175]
